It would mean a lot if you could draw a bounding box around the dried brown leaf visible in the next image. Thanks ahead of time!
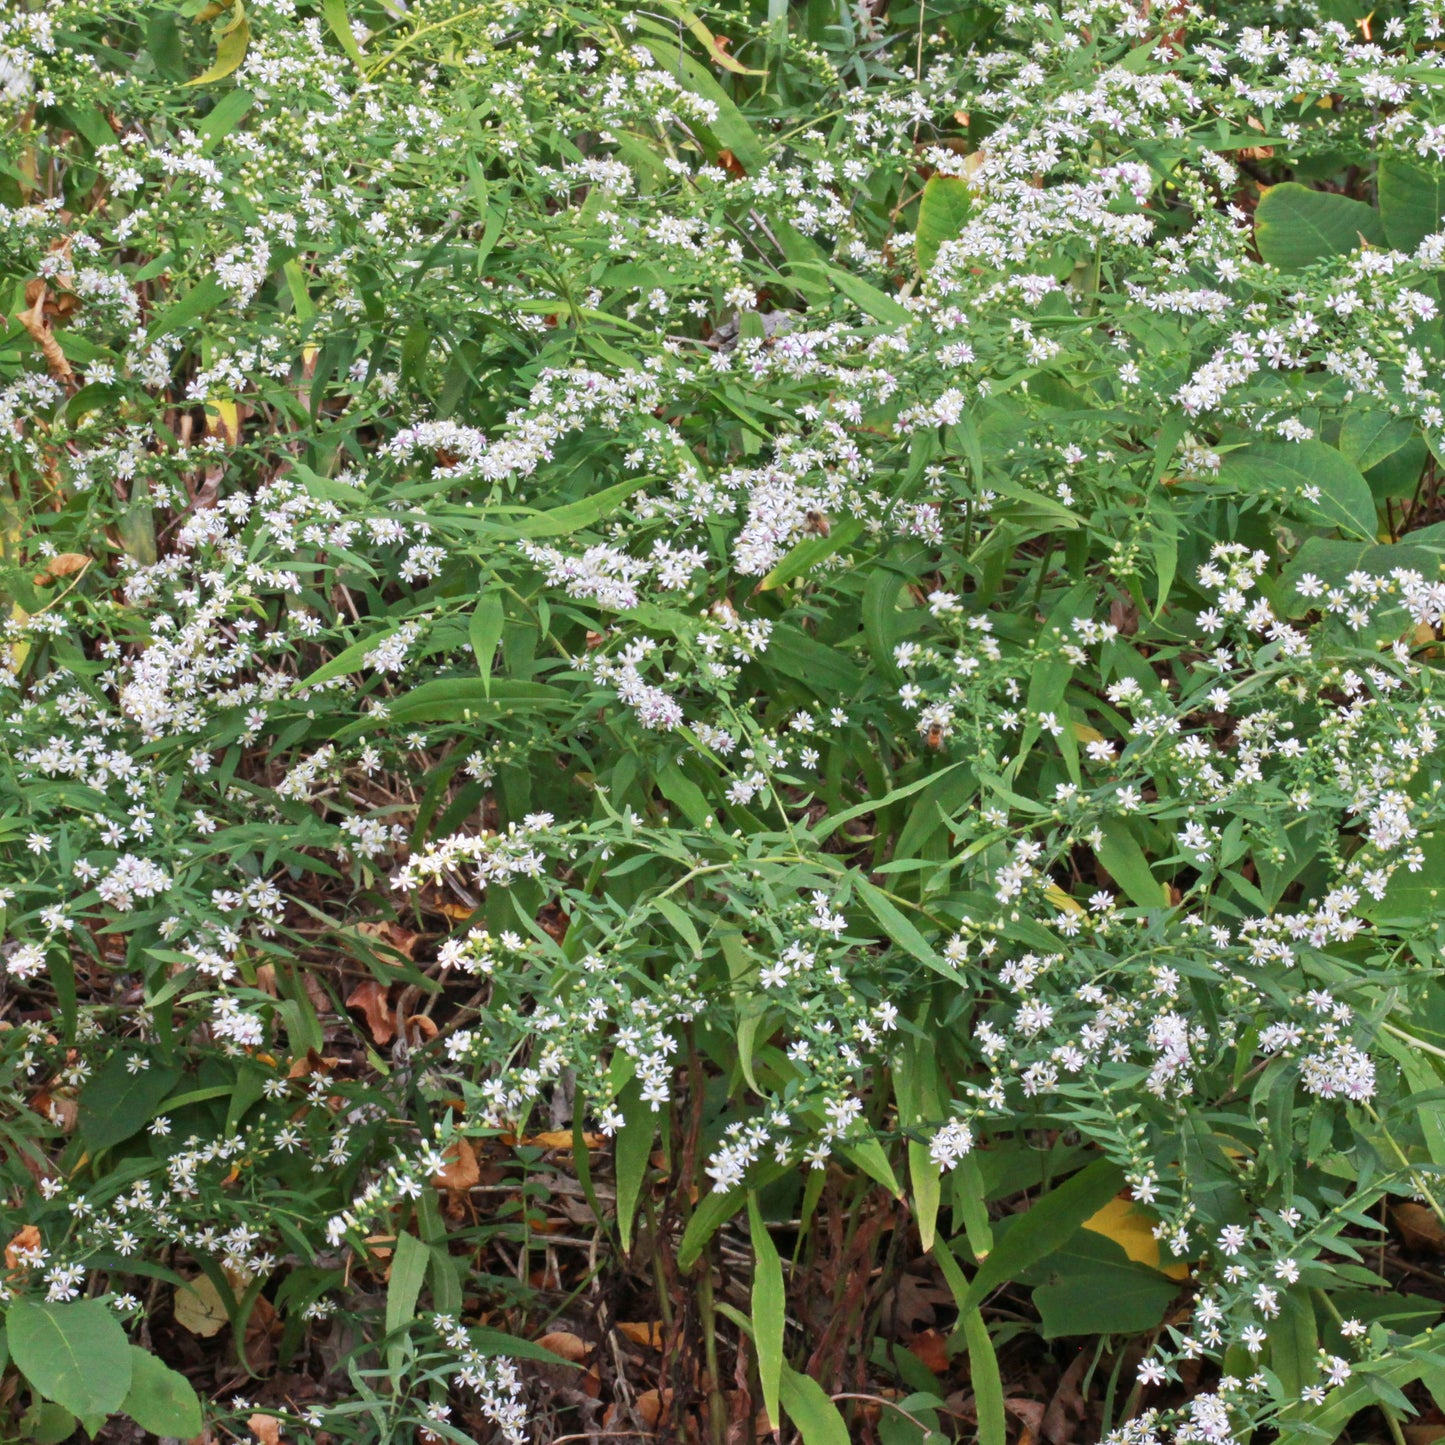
[33,552,90,586]
[430,1136,480,1192]
[247,1414,286,1445]
[345,979,396,1046]
[5,1224,40,1271]
[536,1330,590,1363]
[1394,1202,1445,1253]
[616,1320,665,1349]
[18,284,73,387]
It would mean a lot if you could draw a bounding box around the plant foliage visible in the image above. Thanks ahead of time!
[3,0,1445,1440]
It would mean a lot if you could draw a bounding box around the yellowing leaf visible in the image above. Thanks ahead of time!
[9,603,30,675]
[185,14,251,87]
[1081,1195,1189,1280]
[207,397,240,445]
[1044,883,1083,916]
[174,1273,231,1337]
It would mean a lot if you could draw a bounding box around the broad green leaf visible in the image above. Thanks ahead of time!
[1340,410,1415,474]
[78,1057,180,1152]
[1255,183,1384,268]
[676,1163,792,1271]
[789,260,911,327]
[811,762,970,843]
[1379,157,1445,252]
[7,1299,133,1418]
[299,624,403,687]
[654,0,767,75]
[1270,1291,1317,1399]
[839,1136,902,1199]
[20,1402,76,1445]
[1366,829,1445,921]
[779,1362,851,1445]
[916,175,973,271]
[960,1158,1124,1310]
[1276,536,1439,621]
[748,1192,785,1435]
[1221,440,1376,541]
[502,476,652,539]
[118,497,157,567]
[121,1348,203,1438]
[1378,1035,1445,1169]
[678,1187,746,1270]
[1095,819,1167,911]
[362,678,568,727]
[1033,1259,1177,1338]
[766,624,862,695]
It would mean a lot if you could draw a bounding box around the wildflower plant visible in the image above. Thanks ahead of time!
[4,0,1445,1438]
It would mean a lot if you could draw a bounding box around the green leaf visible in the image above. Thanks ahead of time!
[1379,1035,1445,1168]
[1277,536,1443,622]
[1367,829,1445,921]
[1095,819,1167,911]
[1379,158,1445,252]
[78,1057,180,1152]
[1033,1260,1177,1338]
[198,87,255,152]
[789,260,911,327]
[1255,183,1385,268]
[145,276,228,342]
[960,1158,1124,1311]
[811,762,969,844]
[961,1309,1006,1445]
[322,0,365,68]
[501,476,652,539]
[1270,1291,1317,1399]
[468,1325,581,1365]
[7,1299,133,1418]
[468,593,505,696]
[1221,440,1376,541]
[839,1136,902,1199]
[299,624,403,687]
[916,175,973,271]
[757,518,864,590]
[1340,410,1416,474]
[854,877,959,983]
[385,1231,429,1369]
[614,1080,652,1247]
[359,678,567,728]
[678,1187,745,1270]
[118,496,157,567]
[120,1348,203,1438]
[909,1140,942,1253]
[779,1362,851,1445]
[748,1193,785,1436]
[20,1402,76,1445]
[653,0,767,75]
[184,14,251,87]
